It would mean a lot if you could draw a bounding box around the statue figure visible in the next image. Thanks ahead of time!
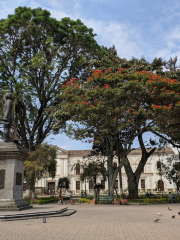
[1,93,13,142]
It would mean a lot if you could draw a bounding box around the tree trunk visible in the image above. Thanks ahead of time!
[119,169,123,195]
[118,156,123,194]
[127,176,139,199]
[31,191,35,204]
[107,155,114,198]
[93,177,97,199]
[123,156,139,199]
[29,173,36,204]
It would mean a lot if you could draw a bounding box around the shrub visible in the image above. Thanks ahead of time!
[85,195,93,200]
[121,194,127,199]
[25,196,70,204]
[138,194,146,199]
[128,199,145,203]
[144,198,167,204]
[114,196,121,201]
[78,198,90,203]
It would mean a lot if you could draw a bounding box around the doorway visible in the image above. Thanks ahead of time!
[48,182,55,195]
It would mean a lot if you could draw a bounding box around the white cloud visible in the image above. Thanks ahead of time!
[0,0,42,19]
[47,133,92,150]
[82,19,144,59]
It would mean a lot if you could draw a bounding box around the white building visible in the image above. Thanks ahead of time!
[35,146,177,195]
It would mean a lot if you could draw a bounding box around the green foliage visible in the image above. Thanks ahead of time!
[114,196,121,201]
[57,177,70,190]
[78,198,90,203]
[0,6,101,149]
[85,195,94,200]
[161,154,180,191]
[121,194,127,199]
[144,198,167,204]
[80,160,107,182]
[78,159,106,198]
[54,67,180,198]
[24,143,57,191]
[25,196,70,204]
[53,47,180,198]
[128,199,145,203]
[138,194,147,199]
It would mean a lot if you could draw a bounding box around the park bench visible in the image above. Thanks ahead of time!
[97,196,113,204]
[167,194,179,203]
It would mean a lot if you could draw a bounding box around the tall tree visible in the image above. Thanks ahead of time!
[0,6,102,150]
[57,177,70,197]
[80,159,107,198]
[161,153,180,195]
[53,67,180,198]
[24,143,57,203]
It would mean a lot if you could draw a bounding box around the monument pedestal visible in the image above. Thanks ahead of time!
[0,142,32,211]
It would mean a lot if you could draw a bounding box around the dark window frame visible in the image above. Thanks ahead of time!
[76,181,80,190]
[76,163,80,175]
[141,179,145,189]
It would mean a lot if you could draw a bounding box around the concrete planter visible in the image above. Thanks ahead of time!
[114,200,121,205]
[121,199,128,205]
[90,199,97,205]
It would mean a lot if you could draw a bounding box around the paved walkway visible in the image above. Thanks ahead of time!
[0,202,180,240]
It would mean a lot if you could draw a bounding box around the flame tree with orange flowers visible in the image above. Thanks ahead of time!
[53,68,180,199]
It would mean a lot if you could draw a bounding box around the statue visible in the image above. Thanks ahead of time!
[1,93,13,142]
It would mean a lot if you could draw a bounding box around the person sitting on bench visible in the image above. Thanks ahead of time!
[81,192,87,198]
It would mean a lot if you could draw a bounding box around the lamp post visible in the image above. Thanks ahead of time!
[107,169,110,197]
[159,168,164,197]
[175,172,180,195]
[85,178,87,194]
[43,172,47,195]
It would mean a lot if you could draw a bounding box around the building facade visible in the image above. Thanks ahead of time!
[35,146,177,195]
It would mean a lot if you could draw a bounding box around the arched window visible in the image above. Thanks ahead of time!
[157,161,161,170]
[113,162,117,172]
[76,163,80,175]
[158,180,164,191]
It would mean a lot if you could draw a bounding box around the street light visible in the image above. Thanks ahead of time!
[106,154,114,197]
[84,177,87,194]
[175,172,180,195]
[43,172,47,195]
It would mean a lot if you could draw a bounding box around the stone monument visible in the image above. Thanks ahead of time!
[0,93,32,211]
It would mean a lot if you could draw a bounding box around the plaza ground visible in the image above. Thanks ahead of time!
[0,202,180,240]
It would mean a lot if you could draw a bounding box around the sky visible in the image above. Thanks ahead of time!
[1,0,180,150]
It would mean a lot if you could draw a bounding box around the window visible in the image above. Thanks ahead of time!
[157,161,161,170]
[101,162,104,168]
[113,162,117,172]
[89,180,93,189]
[113,162,117,168]
[158,180,164,191]
[76,181,80,190]
[101,180,105,189]
[76,163,80,175]
[114,180,118,189]
[141,179,145,189]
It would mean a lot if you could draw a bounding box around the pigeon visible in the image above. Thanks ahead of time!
[172,215,176,218]
[168,207,172,210]
[157,213,163,216]
[43,216,46,223]
[154,218,160,222]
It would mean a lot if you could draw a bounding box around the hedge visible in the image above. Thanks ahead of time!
[144,198,167,204]
[25,196,70,204]
[78,198,90,203]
